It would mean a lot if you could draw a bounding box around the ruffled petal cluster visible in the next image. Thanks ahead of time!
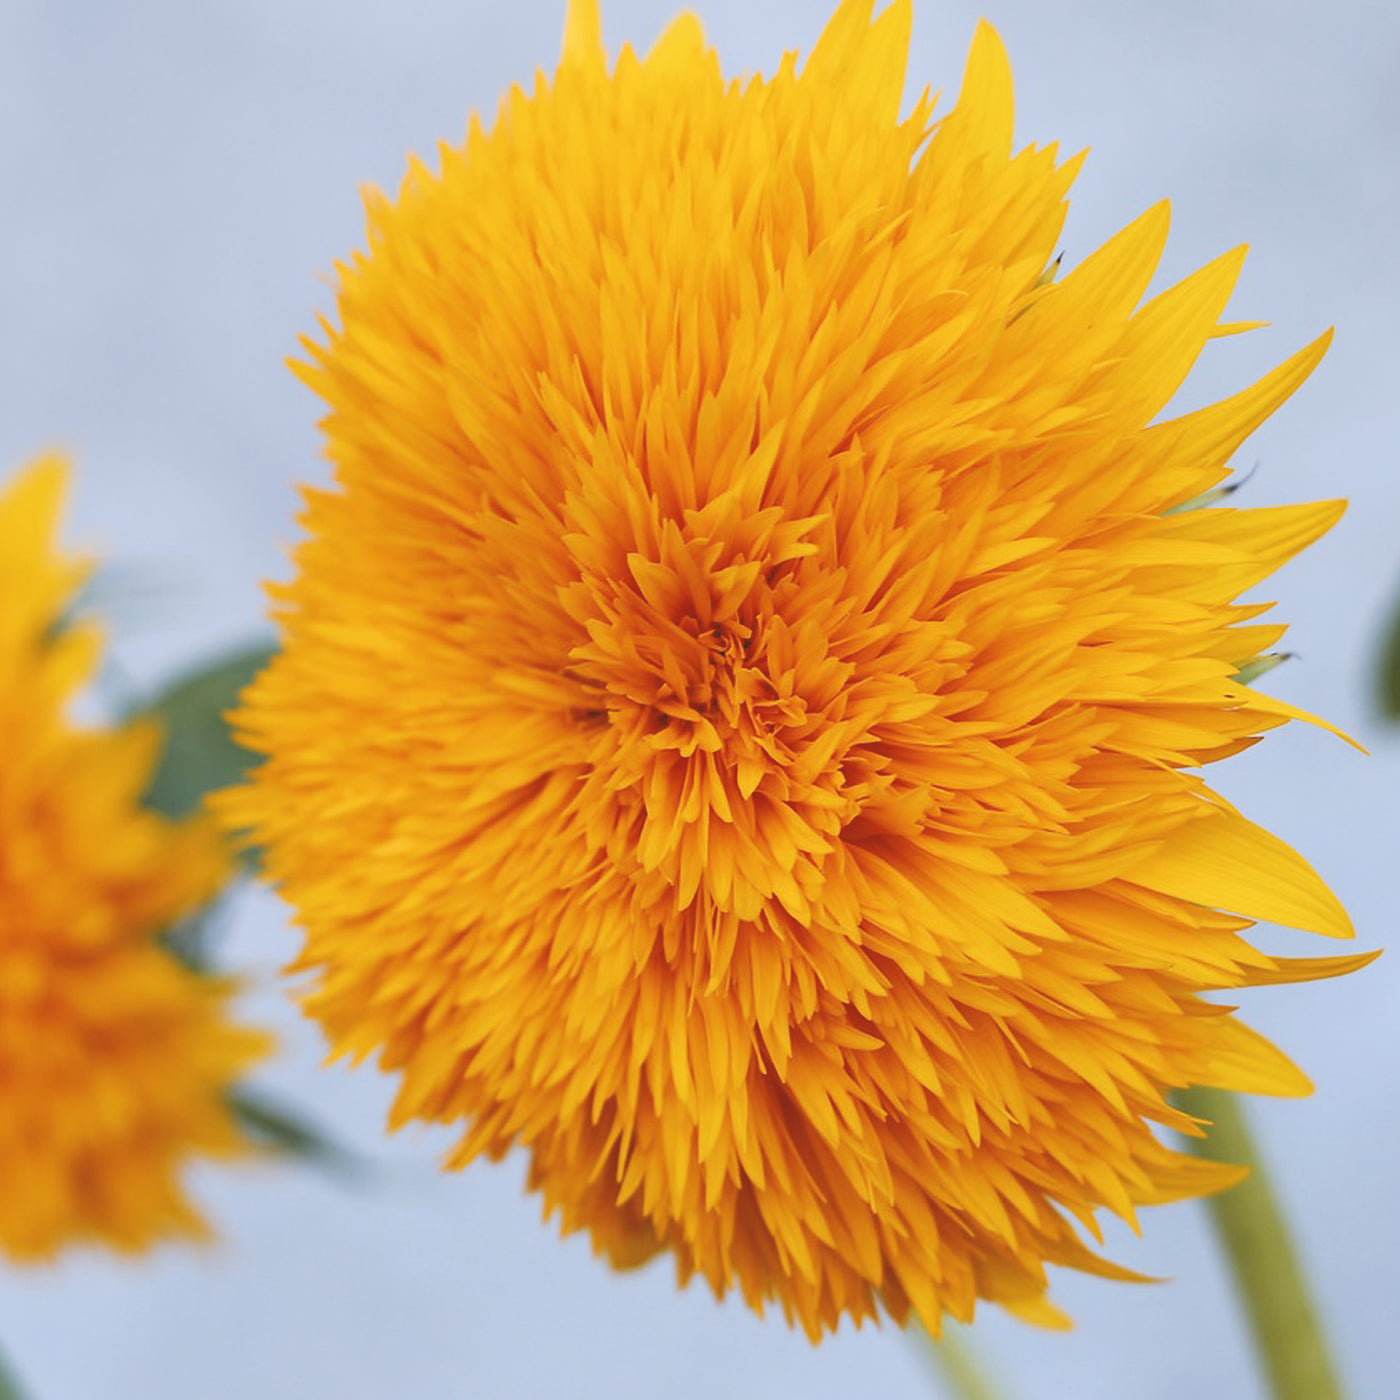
[227,0,1366,1334]
[0,457,267,1259]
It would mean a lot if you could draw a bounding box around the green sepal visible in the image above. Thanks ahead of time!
[1231,653,1292,686]
[1163,461,1259,515]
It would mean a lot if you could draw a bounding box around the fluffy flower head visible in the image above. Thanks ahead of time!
[0,457,267,1259]
[228,0,1367,1334]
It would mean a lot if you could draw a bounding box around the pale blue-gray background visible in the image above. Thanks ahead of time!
[0,2,1395,1397]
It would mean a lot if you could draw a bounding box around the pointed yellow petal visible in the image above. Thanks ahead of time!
[1089,245,1248,420]
[1167,498,1345,575]
[1045,201,1171,333]
[1209,319,1269,338]
[949,20,1015,161]
[802,0,875,83]
[1202,1017,1313,1097]
[1054,1238,1162,1283]
[1244,948,1382,986]
[1126,806,1352,938]
[0,453,91,635]
[1146,329,1333,486]
[998,1291,1073,1329]
[802,0,912,128]
[1225,684,1365,753]
[561,0,605,70]
[1132,1151,1248,1202]
[642,12,708,75]
[2,452,69,537]
[1153,499,1346,606]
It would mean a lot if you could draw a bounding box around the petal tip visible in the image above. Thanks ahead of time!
[561,0,605,69]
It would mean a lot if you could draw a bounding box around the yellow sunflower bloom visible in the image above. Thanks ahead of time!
[0,456,268,1260]
[227,0,1369,1336]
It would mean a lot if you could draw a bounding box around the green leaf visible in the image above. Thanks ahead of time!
[227,1085,368,1183]
[131,641,275,820]
[0,1339,31,1400]
[157,907,217,974]
[1375,582,1400,720]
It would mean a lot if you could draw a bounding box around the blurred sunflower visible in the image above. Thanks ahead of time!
[227,0,1370,1335]
[0,456,268,1260]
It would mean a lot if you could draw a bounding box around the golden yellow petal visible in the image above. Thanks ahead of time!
[1126,806,1352,939]
[1146,329,1333,497]
[803,0,913,129]
[1200,1018,1313,1098]
[945,19,1015,163]
[1225,684,1364,753]
[560,0,605,69]
[1243,948,1382,986]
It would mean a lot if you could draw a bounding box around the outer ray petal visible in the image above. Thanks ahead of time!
[1044,200,1171,332]
[1126,807,1353,939]
[1245,948,1382,986]
[802,0,912,128]
[1226,684,1364,752]
[562,0,606,68]
[1145,330,1334,496]
[1090,245,1248,422]
[1162,499,1346,587]
[1199,1018,1313,1098]
[944,20,1015,162]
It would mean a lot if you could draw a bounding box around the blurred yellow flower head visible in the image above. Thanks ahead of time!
[0,456,267,1260]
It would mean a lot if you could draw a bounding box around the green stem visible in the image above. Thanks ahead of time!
[914,1323,1007,1400]
[0,1340,30,1400]
[1176,1085,1345,1400]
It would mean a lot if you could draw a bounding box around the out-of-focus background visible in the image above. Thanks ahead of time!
[1,2,1394,1396]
